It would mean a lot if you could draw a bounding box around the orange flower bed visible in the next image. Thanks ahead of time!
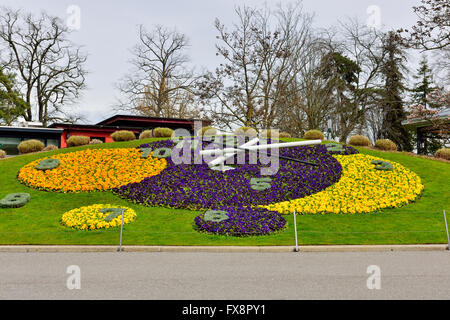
[18,148,167,192]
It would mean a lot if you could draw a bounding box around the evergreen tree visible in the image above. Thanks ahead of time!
[379,31,412,151]
[410,56,438,107]
[0,67,28,125]
[409,56,443,154]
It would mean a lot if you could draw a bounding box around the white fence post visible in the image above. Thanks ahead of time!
[293,211,299,252]
[444,210,449,251]
[117,209,125,252]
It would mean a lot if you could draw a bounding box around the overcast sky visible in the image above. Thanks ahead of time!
[1,0,422,123]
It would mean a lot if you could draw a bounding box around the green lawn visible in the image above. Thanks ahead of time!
[0,138,448,246]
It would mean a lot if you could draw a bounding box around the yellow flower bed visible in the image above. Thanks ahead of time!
[61,204,136,230]
[18,148,166,192]
[264,154,424,214]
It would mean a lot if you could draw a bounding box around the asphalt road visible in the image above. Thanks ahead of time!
[0,251,449,300]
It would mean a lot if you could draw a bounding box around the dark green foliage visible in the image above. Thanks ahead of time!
[100,208,124,222]
[35,159,60,170]
[410,56,438,107]
[139,148,153,158]
[0,193,30,208]
[250,177,272,191]
[0,67,28,126]
[371,160,393,171]
[152,147,172,158]
[326,143,345,153]
[204,210,230,223]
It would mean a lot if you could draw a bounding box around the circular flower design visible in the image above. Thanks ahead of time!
[113,139,346,210]
[194,206,287,236]
[18,148,167,192]
[265,154,424,214]
[61,204,136,230]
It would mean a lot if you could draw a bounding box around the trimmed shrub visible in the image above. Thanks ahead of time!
[0,193,30,208]
[17,139,44,154]
[0,150,6,159]
[260,129,279,139]
[89,139,103,145]
[197,126,217,137]
[326,143,345,153]
[35,158,60,171]
[111,130,136,142]
[303,130,324,140]
[203,210,230,223]
[374,139,397,151]
[371,160,393,171]
[348,135,371,147]
[67,135,90,147]
[434,148,450,160]
[43,145,59,152]
[234,126,258,137]
[153,127,174,138]
[279,132,292,138]
[139,130,153,140]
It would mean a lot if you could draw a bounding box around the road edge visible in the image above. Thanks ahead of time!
[0,244,448,253]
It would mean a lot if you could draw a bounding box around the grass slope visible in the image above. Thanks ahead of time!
[0,138,448,245]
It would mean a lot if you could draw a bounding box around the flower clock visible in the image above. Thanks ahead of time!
[17,137,424,236]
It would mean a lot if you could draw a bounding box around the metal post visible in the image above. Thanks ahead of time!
[117,209,125,252]
[293,211,299,252]
[444,210,450,251]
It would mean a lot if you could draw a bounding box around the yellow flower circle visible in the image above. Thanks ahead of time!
[264,154,424,214]
[18,148,167,192]
[61,204,136,230]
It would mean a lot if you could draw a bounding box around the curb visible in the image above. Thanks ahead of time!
[0,244,447,253]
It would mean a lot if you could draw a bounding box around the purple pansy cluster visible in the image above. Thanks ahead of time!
[111,138,357,236]
[194,206,287,236]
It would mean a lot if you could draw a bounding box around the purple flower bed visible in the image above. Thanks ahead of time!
[112,138,352,210]
[194,206,287,236]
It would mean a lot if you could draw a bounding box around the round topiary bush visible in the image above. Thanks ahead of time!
[111,130,136,142]
[348,135,371,147]
[435,148,450,160]
[153,127,174,138]
[0,150,6,159]
[260,129,279,139]
[234,126,258,137]
[279,132,292,138]
[67,135,90,147]
[303,129,324,140]
[89,139,103,145]
[197,126,217,137]
[35,158,60,171]
[374,139,397,151]
[0,193,30,208]
[17,139,45,154]
[43,145,59,152]
[139,130,153,140]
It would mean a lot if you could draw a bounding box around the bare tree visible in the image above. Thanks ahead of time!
[116,25,199,119]
[399,0,449,51]
[0,7,87,126]
[198,3,312,130]
[275,38,335,136]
